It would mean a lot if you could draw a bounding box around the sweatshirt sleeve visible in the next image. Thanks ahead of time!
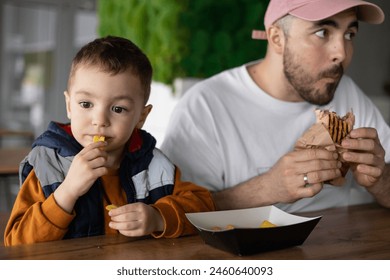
[151,168,216,238]
[3,170,75,246]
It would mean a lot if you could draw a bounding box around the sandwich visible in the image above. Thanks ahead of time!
[295,109,355,186]
[315,110,355,145]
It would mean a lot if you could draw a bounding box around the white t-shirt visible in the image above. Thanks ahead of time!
[161,62,390,212]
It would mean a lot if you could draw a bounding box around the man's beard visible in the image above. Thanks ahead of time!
[283,45,343,106]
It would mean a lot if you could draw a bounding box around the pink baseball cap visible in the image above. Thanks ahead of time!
[252,0,385,40]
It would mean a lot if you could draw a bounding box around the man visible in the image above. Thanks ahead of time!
[161,0,390,212]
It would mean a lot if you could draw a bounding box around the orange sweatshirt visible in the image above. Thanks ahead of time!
[4,168,215,246]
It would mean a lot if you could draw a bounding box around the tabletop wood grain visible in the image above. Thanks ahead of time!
[1,203,390,260]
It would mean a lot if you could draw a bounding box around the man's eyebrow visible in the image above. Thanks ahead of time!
[315,19,338,28]
[314,19,359,30]
[349,20,359,30]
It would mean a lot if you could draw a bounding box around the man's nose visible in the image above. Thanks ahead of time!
[330,37,347,64]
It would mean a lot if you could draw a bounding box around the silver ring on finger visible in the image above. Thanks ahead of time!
[303,173,309,187]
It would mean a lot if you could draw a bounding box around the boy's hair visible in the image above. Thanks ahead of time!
[68,36,153,104]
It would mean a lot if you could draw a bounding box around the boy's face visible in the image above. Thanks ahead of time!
[64,65,151,157]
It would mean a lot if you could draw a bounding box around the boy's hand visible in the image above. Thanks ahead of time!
[341,127,385,188]
[108,202,164,237]
[54,141,108,213]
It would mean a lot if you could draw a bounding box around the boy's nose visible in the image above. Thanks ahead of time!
[92,111,109,127]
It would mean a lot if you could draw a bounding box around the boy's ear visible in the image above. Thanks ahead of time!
[136,104,153,129]
[64,91,71,119]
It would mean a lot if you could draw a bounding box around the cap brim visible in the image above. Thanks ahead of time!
[290,0,384,24]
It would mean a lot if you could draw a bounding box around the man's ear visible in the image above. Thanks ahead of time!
[64,91,71,119]
[267,25,285,55]
[136,104,153,129]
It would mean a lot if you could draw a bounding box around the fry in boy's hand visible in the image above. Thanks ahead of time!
[105,204,118,211]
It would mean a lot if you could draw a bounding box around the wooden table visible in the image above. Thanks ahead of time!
[1,203,390,260]
[0,129,34,145]
[0,147,30,176]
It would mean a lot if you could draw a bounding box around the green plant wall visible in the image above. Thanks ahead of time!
[98,0,268,86]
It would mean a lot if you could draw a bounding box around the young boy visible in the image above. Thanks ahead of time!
[4,36,215,246]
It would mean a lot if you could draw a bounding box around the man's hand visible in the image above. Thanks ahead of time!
[263,148,342,203]
[213,148,342,210]
[341,128,385,188]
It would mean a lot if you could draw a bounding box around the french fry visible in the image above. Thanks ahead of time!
[93,135,105,143]
[105,204,118,211]
[210,221,277,231]
[259,220,277,228]
[211,224,235,231]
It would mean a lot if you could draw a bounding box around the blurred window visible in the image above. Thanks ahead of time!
[0,0,97,136]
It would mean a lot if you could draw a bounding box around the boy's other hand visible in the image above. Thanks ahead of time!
[108,202,164,237]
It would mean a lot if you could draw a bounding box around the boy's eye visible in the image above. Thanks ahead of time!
[79,101,92,108]
[112,106,125,113]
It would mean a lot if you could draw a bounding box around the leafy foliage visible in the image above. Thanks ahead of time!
[98,0,268,85]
